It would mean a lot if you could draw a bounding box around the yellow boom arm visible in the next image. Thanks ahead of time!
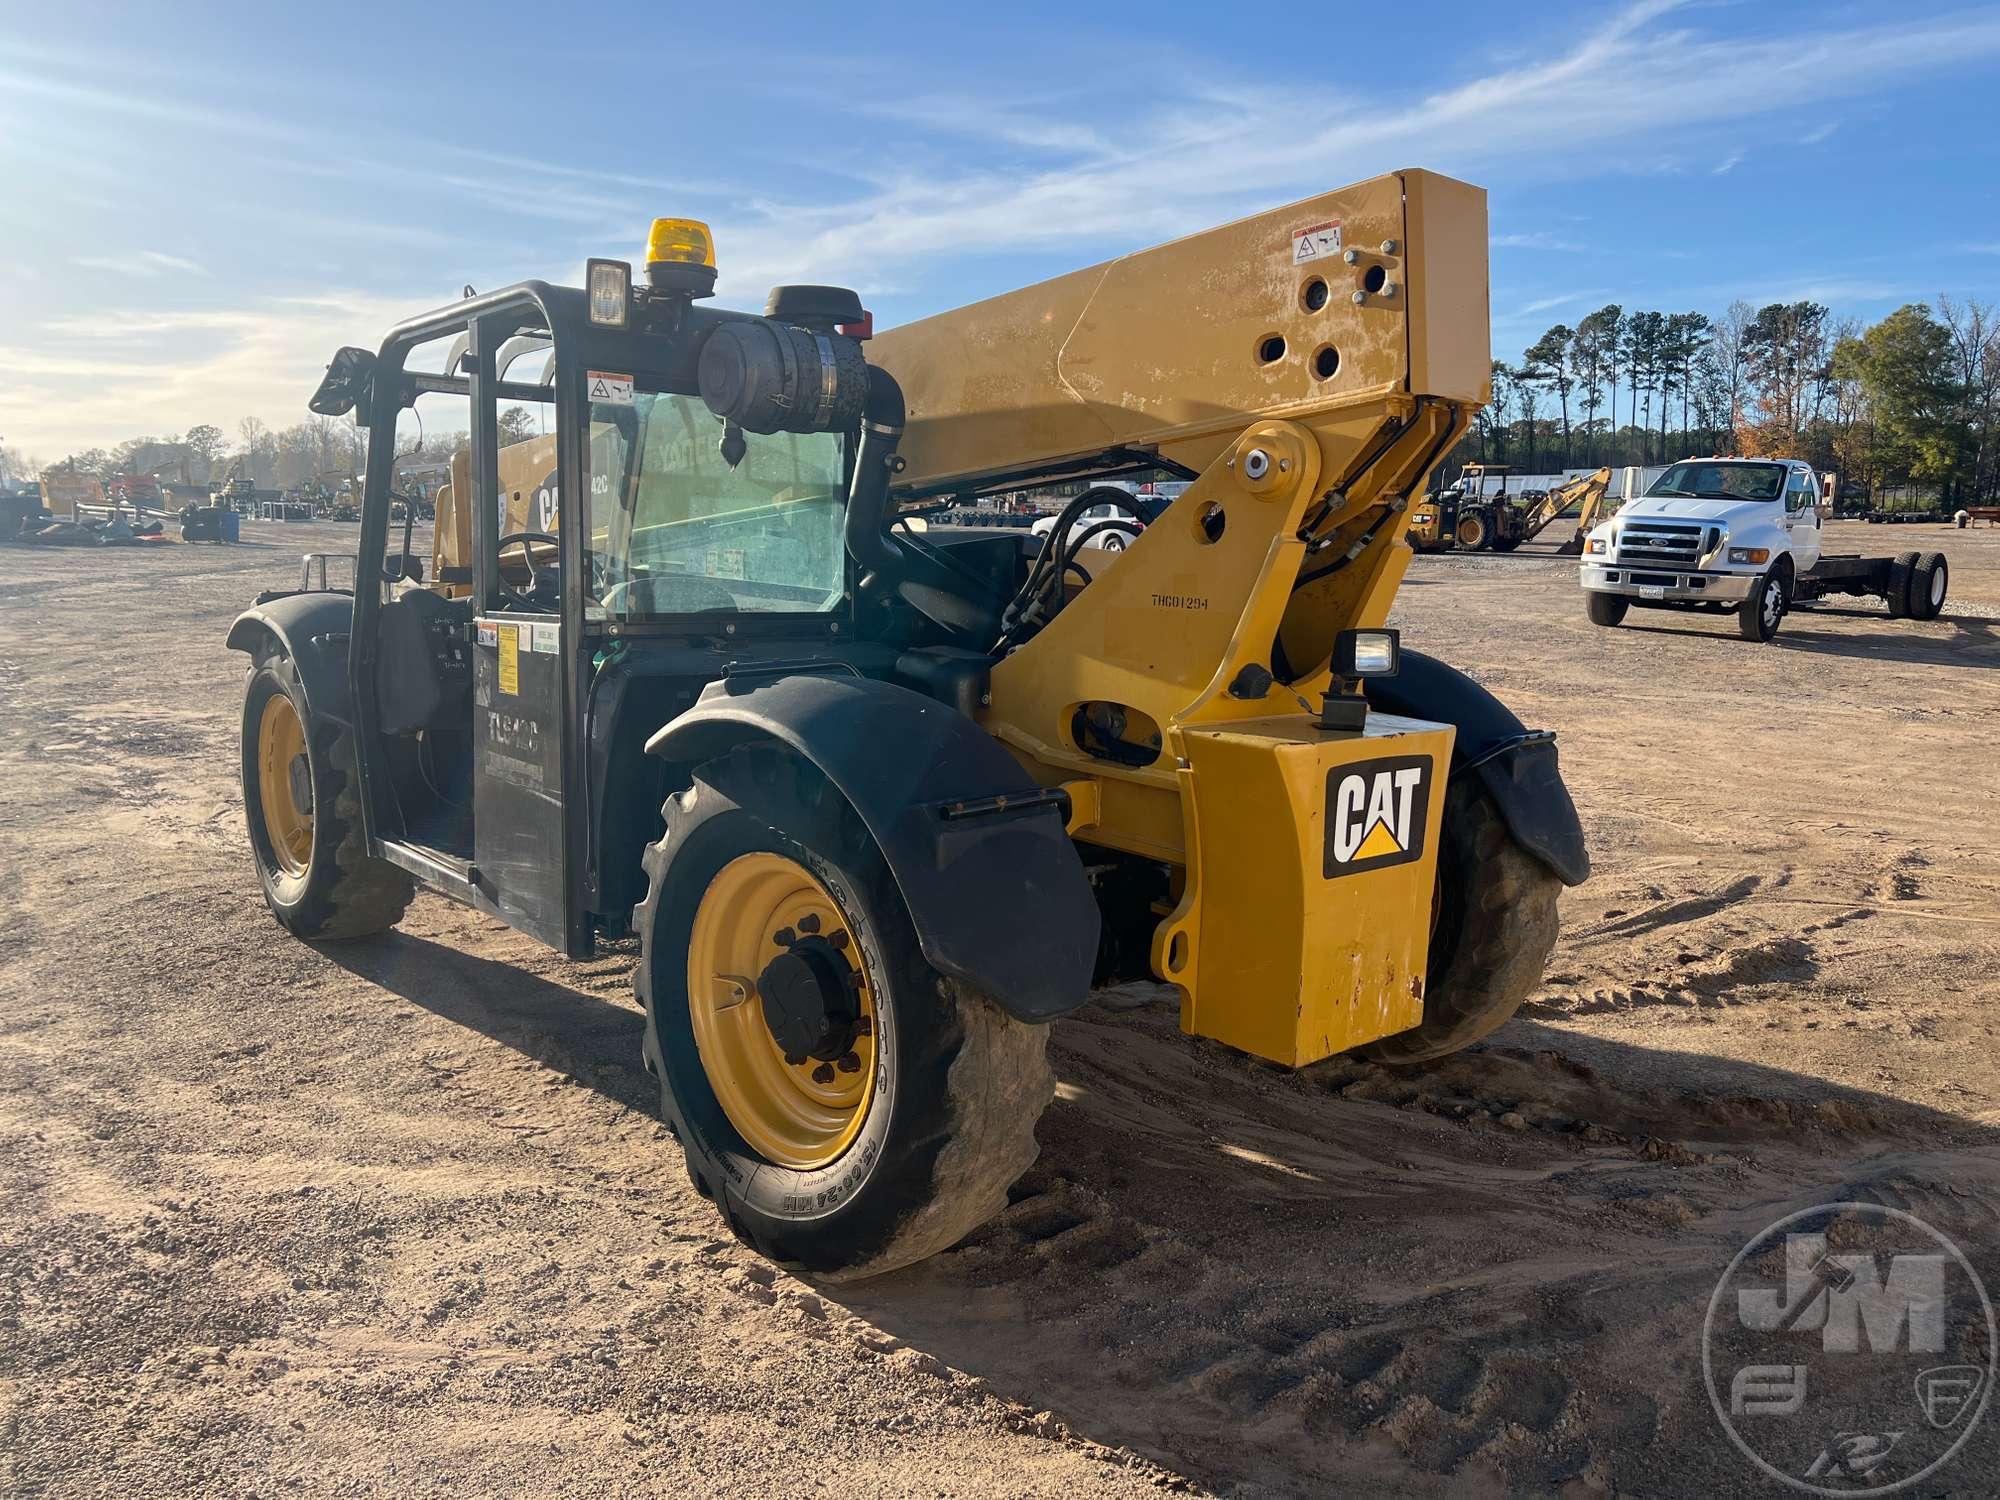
[868,170,1493,1065]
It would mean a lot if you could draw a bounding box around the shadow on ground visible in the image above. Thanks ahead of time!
[319,938,2000,1495]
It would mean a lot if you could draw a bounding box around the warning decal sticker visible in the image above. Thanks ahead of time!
[1323,754,1431,878]
[1291,220,1343,265]
[586,370,634,406]
[497,624,520,696]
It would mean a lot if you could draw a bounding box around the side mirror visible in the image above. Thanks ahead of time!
[309,346,378,418]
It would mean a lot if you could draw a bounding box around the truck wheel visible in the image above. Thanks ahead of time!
[1910,552,1948,620]
[635,747,1052,1282]
[240,648,413,939]
[1885,551,1919,618]
[1736,565,1790,642]
[1360,778,1560,1065]
[1456,512,1490,551]
[1586,592,1628,627]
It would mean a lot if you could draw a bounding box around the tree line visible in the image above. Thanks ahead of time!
[1457,296,1999,504]
[0,410,519,499]
[8,296,1996,507]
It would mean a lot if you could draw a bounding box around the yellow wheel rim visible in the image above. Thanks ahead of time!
[256,693,313,876]
[686,852,878,1169]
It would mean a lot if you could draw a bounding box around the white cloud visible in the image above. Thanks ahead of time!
[696,1,2000,300]
[74,250,206,278]
[1712,152,1743,175]
[1493,232,1587,251]
[0,292,430,456]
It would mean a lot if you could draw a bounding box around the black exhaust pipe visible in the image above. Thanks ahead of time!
[846,365,907,583]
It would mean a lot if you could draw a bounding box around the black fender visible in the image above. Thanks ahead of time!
[1365,650,1589,886]
[646,673,1098,1023]
[224,591,356,725]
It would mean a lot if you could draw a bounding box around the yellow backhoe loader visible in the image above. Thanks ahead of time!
[228,169,1587,1279]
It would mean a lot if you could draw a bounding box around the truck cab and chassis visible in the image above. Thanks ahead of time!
[1579,457,1950,641]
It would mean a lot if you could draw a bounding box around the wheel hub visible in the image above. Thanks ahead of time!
[684,852,879,1169]
[759,935,861,1065]
[286,753,313,816]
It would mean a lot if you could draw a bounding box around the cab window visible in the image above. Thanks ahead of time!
[583,390,846,618]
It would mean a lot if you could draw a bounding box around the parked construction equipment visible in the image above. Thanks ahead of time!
[227,170,1586,1278]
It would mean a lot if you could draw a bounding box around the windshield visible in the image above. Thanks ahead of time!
[1646,462,1786,501]
[586,390,847,618]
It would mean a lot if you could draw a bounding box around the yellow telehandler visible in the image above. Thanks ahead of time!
[228,169,1587,1279]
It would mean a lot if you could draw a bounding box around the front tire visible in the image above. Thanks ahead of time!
[1736,565,1789,642]
[1360,779,1561,1065]
[240,649,413,939]
[1456,511,1491,551]
[635,747,1052,1281]
[1586,591,1628,627]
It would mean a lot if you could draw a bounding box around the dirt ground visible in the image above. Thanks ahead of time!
[2,518,1996,1497]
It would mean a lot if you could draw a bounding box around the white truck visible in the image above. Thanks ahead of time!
[1579,457,1950,642]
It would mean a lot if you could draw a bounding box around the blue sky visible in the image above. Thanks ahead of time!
[4,0,2000,459]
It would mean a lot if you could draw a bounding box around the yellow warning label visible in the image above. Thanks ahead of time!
[497,624,520,696]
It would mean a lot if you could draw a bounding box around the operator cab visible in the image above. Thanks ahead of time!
[304,219,1076,955]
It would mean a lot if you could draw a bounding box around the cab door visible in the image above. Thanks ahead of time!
[1783,466,1822,571]
[464,310,590,953]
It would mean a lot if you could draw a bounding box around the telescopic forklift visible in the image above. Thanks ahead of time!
[228,170,1587,1280]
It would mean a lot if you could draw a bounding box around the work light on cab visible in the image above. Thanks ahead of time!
[645,216,718,297]
[586,258,631,327]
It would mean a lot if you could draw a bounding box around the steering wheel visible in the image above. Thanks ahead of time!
[496,531,560,607]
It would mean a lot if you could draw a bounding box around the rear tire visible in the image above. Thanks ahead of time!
[1360,779,1561,1065]
[1885,550,1920,618]
[635,746,1052,1281]
[240,649,413,939]
[1910,552,1948,620]
[1736,565,1789,642]
[1586,592,1628,627]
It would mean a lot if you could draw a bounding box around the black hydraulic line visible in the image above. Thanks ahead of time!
[995,486,1143,648]
[1296,396,1436,540]
[1293,407,1464,591]
[897,446,1198,505]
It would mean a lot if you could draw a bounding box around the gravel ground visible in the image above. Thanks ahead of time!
[1,517,1996,1496]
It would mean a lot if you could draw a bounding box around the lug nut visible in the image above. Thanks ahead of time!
[811,1063,835,1085]
[828,930,850,951]
[836,1052,861,1074]
[773,927,795,948]
[854,1015,873,1036]
[798,914,821,934]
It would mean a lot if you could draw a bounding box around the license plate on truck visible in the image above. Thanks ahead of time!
[1639,585,1665,600]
